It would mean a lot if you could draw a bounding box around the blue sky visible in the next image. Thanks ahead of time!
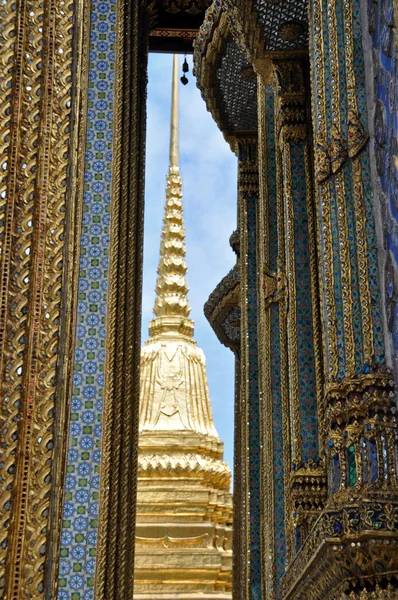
[142,53,237,471]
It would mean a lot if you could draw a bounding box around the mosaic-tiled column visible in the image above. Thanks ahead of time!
[362,0,398,384]
[257,70,326,599]
[275,0,398,595]
[272,59,326,555]
[0,0,149,595]
[257,83,289,600]
[233,354,244,598]
[237,135,262,600]
[309,0,398,504]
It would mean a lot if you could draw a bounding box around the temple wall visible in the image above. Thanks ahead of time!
[0,1,148,597]
[361,0,398,381]
[237,137,262,599]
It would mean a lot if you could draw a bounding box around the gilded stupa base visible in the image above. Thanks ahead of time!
[134,449,233,598]
[134,532,232,598]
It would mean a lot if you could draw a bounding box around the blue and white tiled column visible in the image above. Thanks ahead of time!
[58,0,116,597]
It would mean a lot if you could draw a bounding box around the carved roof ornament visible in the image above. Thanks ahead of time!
[204,231,241,353]
[162,0,210,14]
[148,0,212,52]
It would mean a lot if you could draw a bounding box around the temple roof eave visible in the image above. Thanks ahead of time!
[193,2,257,152]
[204,264,240,353]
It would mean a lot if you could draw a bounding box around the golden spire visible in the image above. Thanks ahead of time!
[150,54,193,337]
[134,58,232,596]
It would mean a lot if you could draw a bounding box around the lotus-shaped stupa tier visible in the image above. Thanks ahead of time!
[152,165,191,320]
[134,55,232,600]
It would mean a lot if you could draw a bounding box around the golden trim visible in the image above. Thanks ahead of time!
[326,0,355,377]
[223,0,266,60]
[233,356,243,599]
[341,0,374,365]
[0,0,76,595]
[303,143,325,448]
[237,135,259,598]
[239,192,250,599]
[351,156,374,364]
[282,140,302,467]
[0,3,28,585]
[334,167,355,377]
[257,81,274,599]
[310,0,338,380]
[275,94,292,572]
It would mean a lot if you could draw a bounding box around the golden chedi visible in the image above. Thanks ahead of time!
[133,55,232,599]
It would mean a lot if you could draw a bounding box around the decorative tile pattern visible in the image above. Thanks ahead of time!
[270,302,285,588]
[364,0,397,365]
[320,0,346,377]
[246,193,262,597]
[329,178,346,379]
[312,0,388,378]
[342,163,364,375]
[253,0,308,51]
[349,0,386,365]
[360,149,385,365]
[266,86,286,590]
[57,0,116,597]
[290,143,319,462]
[217,40,258,132]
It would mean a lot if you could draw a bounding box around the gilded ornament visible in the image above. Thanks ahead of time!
[347,109,370,159]
[262,264,288,307]
[257,85,277,599]
[330,124,348,174]
[0,0,76,597]
[279,21,304,41]
[204,263,240,353]
[315,136,332,182]
[237,134,260,599]
[161,0,211,15]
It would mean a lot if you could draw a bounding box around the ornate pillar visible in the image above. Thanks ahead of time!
[273,59,326,556]
[257,82,290,600]
[0,1,79,597]
[237,134,262,600]
[233,353,243,598]
[256,60,326,599]
[278,0,398,594]
[0,1,150,598]
[310,0,398,514]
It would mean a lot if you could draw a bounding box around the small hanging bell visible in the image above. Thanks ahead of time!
[180,55,189,85]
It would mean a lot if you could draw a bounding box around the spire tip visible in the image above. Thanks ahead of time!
[170,54,179,168]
